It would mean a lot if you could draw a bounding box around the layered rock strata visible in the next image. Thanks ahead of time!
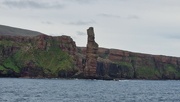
[77,47,180,79]
[83,27,99,78]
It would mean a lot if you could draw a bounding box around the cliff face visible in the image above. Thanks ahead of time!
[84,27,99,78]
[78,47,180,79]
[1,25,180,79]
[0,35,78,78]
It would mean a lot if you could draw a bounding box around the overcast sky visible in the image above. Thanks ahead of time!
[0,0,180,57]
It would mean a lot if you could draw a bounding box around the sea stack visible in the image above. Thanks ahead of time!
[84,27,99,78]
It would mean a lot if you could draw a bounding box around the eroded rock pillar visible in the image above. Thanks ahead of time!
[84,27,99,77]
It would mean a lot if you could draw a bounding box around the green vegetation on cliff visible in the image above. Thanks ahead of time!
[0,37,74,77]
[3,57,20,73]
[136,66,160,79]
[113,62,134,78]
[14,47,73,76]
[0,65,5,70]
[163,64,180,79]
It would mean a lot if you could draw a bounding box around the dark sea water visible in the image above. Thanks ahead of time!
[0,78,180,102]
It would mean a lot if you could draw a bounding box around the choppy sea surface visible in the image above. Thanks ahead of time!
[0,78,180,102]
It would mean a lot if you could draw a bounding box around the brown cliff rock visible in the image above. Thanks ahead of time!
[35,34,48,50]
[58,35,77,56]
[84,27,99,78]
[0,34,78,78]
[77,47,180,79]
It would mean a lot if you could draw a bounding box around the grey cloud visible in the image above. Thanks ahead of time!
[73,0,92,4]
[2,0,64,9]
[67,20,95,26]
[64,0,97,4]
[76,31,86,36]
[99,13,121,18]
[42,21,53,25]
[99,13,140,19]
[127,15,140,19]
[163,34,180,40]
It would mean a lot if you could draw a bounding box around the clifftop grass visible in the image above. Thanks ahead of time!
[0,24,41,36]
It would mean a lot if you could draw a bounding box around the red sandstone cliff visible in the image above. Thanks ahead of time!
[1,25,180,79]
[0,34,78,78]
[77,47,180,79]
